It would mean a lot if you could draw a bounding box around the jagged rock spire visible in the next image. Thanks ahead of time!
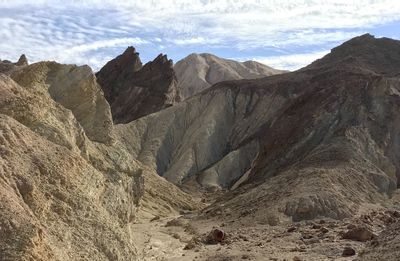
[15,54,28,66]
[96,47,181,123]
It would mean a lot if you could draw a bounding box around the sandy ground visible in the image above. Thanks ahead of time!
[133,191,400,261]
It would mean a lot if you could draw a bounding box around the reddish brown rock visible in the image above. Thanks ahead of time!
[96,47,181,123]
[206,228,225,244]
[342,246,356,256]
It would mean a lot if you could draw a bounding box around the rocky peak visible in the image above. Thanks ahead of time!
[307,34,400,75]
[96,48,181,124]
[154,53,171,64]
[174,52,286,99]
[15,54,28,66]
[96,46,142,102]
[0,54,29,74]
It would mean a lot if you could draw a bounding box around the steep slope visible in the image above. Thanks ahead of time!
[0,62,198,260]
[96,47,181,123]
[122,34,400,222]
[11,62,114,144]
[174,53,287,99]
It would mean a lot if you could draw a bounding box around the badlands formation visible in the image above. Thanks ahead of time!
[1,34,400,260]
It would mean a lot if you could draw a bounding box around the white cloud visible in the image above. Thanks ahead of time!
[0,0,399,70]
[168,37,220,45]
[250,50,330,71]
[111,0,400,47]
[66,38,149,53]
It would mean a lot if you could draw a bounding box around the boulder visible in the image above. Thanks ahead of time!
[342,226,376,242]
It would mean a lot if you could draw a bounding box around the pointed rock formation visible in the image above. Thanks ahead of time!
[96,46,142,102]
[174,53,287,99]
[15,54,28,66]
[96,47,181,123]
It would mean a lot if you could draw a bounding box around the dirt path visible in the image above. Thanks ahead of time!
[133,216,198,261]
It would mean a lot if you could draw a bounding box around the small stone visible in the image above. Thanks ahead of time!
[287,226,297,232]
[150,216,160,222]
[391,210,400,218]
[320,227,329,233]
[239,234,249,241]
[342,246,356,256]
[347,224,356,229]
[311,224,321,229]
[303,238,320,245]
[293,256,302,261]
[183,239,198,250]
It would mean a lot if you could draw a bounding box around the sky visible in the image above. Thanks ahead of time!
[0,0,400,71]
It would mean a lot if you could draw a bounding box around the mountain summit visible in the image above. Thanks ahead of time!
[174,53,287,99]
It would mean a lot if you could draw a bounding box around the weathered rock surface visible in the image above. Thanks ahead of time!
[122,34,400,222]
[0,67,198,260]
[0,114,138,260]
[10,62,114,144]
[174,53,287,99]
[96,47,181,123]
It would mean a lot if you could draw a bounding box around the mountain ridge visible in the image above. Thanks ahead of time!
[174,52,287,99]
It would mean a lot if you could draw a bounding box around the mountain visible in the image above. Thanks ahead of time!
[122,34,400,223]
[96,47,181,124]
[174,53,287,99]
[2,34,400,260]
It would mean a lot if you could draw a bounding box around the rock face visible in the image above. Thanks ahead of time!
[96,47,181,123]
[10,62,114,144]
[174,53,287,99]
[123,34,400,221]
[0,63,198,260]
